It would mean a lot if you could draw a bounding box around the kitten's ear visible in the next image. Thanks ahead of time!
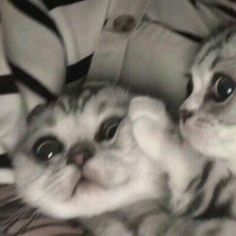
[27,104,48,125]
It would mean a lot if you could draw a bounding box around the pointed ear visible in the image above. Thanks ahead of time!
[27,104,48,125]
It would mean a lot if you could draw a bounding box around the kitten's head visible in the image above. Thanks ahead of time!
[180,27,236,160]
[12,86,158,219]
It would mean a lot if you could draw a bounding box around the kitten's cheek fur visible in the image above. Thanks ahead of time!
[180,118,236,159]
[180,119,209,151]
[84,160,130,188]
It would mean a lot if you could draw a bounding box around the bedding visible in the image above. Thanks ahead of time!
[0,0,236,235]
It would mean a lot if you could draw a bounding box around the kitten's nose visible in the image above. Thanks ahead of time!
[68,144,94,167]
[180,109,194,123]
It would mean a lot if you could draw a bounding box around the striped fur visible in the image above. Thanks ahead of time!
[129,94,236,235]
[179,26,236,218]
[11,84,236,235]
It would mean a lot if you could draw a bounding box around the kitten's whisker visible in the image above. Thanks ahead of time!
[14,210,40,235]
[1,205,28,225]
[0,194,17,202]
[0,195,21,207]
[44,169,66,193]
[44,179,62,193]
[15,173,44,190]
[0,185,15,191]
[2,207,34,234]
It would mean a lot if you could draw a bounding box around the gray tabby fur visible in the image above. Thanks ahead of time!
[12,83,236,235]
[180,26,236,167]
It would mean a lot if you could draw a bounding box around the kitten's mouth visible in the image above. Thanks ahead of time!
[71,176,89,197]
[71,174,105,197]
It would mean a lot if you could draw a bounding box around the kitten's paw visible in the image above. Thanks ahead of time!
[129,96,166,122]
[133,117,163,158]
[129,96,172,131]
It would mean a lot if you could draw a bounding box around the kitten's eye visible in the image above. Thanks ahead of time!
[186,74,193,98]
[33,136,64,162]
[96,117,123,142]
[211,73,235,102]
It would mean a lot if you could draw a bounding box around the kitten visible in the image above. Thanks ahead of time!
[132,26,236,234]
[129,95,236,235]
[12,84,236,236]
[131,95,236,214]
[12,86,163,236]
[180,26,236,168]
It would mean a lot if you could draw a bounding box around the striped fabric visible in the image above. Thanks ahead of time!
[0,0,235,235]
[0,0,109,184]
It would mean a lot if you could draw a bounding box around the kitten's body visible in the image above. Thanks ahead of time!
[12,84,236,235]
[130,26,236,234]
[131,96,236,217]
[179,26,236,216]
[12,86,164,236]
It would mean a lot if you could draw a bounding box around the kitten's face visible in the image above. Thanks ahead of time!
[13,87,158,219]
[180,28,236,160]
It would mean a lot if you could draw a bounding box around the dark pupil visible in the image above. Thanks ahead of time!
[105,122,119,139]
[33,136,63,162]
[96,117,122,142]
[186,79,193,97]
[185,74,193,98]
[213,74,235,102]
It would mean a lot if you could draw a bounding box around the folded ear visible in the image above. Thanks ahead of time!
[27,104,48,124]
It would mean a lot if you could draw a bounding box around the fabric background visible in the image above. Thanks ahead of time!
[0,0,236,235]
